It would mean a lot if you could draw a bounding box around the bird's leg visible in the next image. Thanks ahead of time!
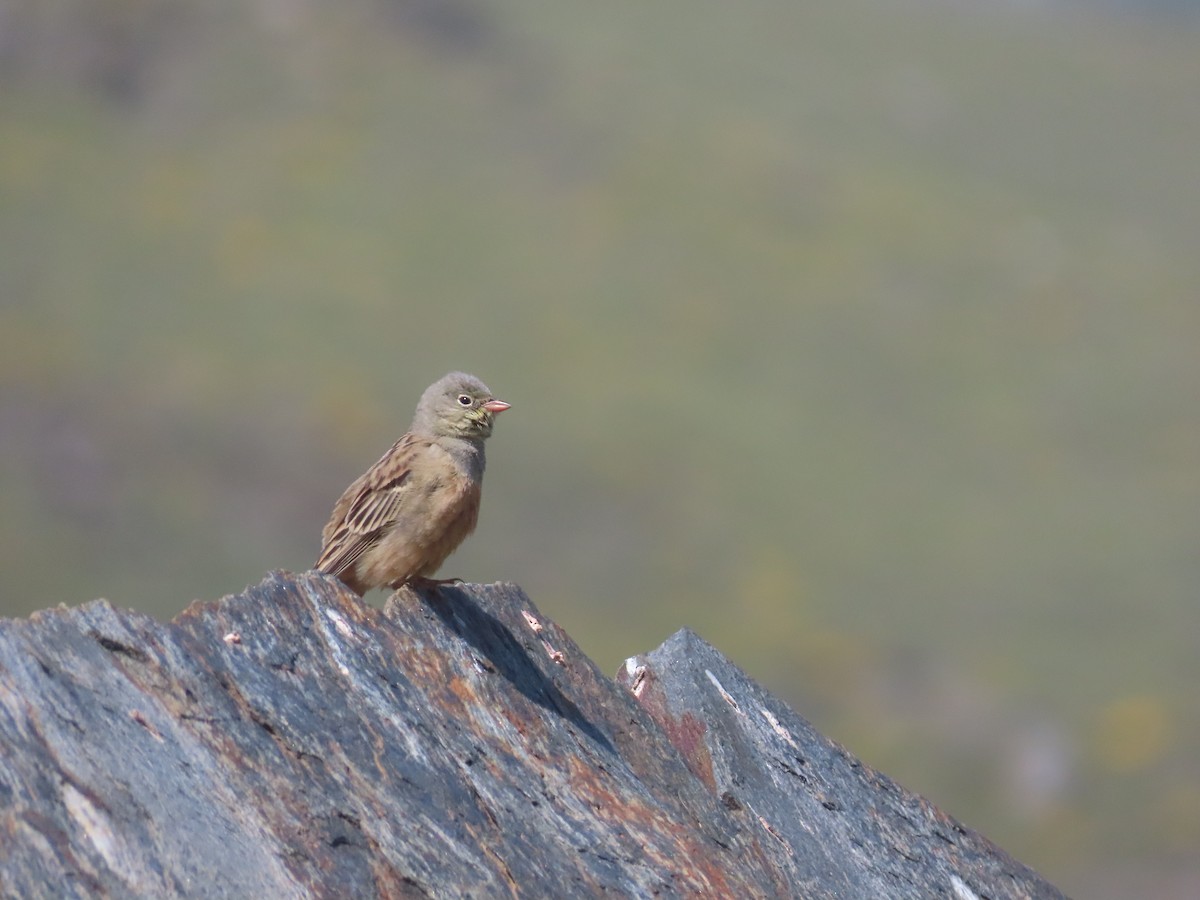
[405,576,464,592]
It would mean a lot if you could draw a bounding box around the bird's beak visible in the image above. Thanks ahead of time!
[483,399,511,414]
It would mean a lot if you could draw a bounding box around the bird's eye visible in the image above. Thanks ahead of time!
[457,394,473,407]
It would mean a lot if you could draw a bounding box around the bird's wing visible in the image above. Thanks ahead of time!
[315,432,430,577]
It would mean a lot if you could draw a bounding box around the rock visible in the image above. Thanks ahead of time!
[0,572,1065,898]
[619,629,1065,899]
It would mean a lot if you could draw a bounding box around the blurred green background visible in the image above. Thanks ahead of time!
[2,0,1198,895]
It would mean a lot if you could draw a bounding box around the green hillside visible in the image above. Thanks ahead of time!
[2,2,1198,895]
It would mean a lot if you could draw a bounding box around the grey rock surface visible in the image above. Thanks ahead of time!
[619,629,1067,900]
[0,572,1066,898]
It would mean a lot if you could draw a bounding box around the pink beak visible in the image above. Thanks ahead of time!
[483,399,511,414]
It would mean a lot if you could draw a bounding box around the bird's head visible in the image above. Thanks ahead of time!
[414,372,510,442]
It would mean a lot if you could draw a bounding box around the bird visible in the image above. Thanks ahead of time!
[314,372,509,596]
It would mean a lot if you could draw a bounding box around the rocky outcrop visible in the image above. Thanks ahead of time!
[0,573,1065,898]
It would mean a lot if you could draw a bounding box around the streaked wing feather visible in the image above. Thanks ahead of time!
[314,523,375,577]
[315,433,431,577]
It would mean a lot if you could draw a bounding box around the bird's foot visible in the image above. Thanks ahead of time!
[402,576,464,593]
